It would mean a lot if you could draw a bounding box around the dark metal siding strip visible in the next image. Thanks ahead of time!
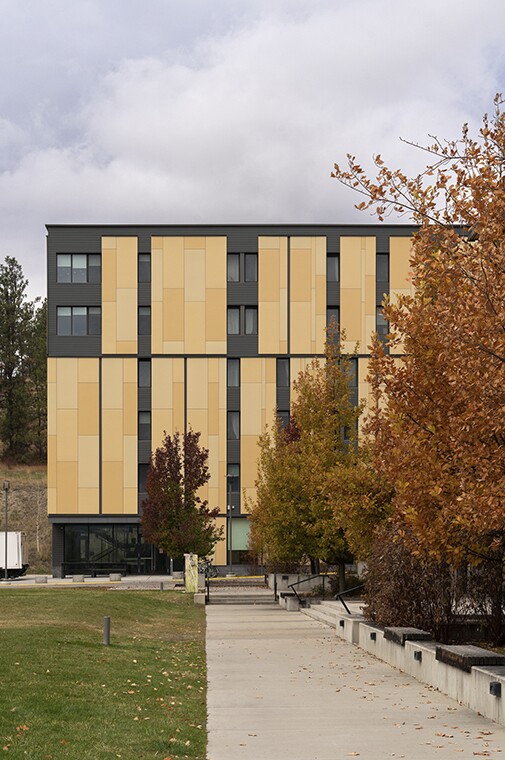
[227,440,240,462]
[326,282,340,306]
[227,336,258,357]
[227,282,258,305]
[49,515,140,524]
[48,336,102,357]
[227,388,240,410]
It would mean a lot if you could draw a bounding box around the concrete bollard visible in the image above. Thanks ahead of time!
[109,573,122,582]
[35,576,47,584]
[160,582,164,591]
[103,616,111,646]
[72,575,85,583]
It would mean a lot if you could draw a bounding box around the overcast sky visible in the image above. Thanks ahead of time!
[1,0,504,299]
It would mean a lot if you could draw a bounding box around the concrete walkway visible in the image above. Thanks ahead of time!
[206,603,505,760]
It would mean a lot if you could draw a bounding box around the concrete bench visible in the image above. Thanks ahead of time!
[384,627,433,646]
[436,644,505,673]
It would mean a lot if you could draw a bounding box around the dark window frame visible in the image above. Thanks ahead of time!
[56,253,101,284]
[56,306,101,336]
[138,253,151,283]
[138,306,151,335]
[327,254,339,283]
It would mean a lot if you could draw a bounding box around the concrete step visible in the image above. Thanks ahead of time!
[300,606,338,627]
[208,594,276,605]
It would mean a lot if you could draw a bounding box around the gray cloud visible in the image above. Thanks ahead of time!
[0,0,504,298]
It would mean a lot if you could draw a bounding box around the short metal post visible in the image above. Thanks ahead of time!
[103,616,111,646]
[3,481,10,582]
[160,581,164,592]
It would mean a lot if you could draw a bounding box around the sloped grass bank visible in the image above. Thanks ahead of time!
[0,589,206,759]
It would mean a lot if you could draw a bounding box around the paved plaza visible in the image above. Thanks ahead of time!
[207,603,505,760]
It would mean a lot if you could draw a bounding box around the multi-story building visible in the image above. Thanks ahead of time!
[47,224,416,577]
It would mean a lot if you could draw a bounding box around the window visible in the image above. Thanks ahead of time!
[227,464,240,494]
[227,359,240,387]
[227,411,240,440]
[277,358,289,387]
[138,254,151,283]
[346,358,358,407]
[244,254,258,282]
[376,306,388,343]
[57,306,101,336]
[138,412,151,441]
[139,464,149,494]
[327,254,339,282]
[245,307,258,335]
[227,254,240,282]
[227,307,240,335]
[138,307,151,335]
[138,361,151,388]
[377,254,389,283]
[57,254,101,283]
[228,253,258,283]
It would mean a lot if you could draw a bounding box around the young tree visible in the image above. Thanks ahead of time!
[249,327,390,585]
[332,95,505,640]
[141,429,222,560]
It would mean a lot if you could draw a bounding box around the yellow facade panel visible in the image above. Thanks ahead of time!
[78,383,99,436]
[151,246,163,303]
[101,359,123,409]
[78,436,99,488]
[185,301,205,353]
[57,461,78,512]
[48,357,57,384]
[123,436,138,489]
[101,302,117,354]
[259,302,280,354]
[340,238,362,288]
[205,290,226,342]
[184,237,206,249]
[78,358,98,384]
[187,359,207,409]
[205,237,227,289]
[290,302,312,354]
[56,410,78,462]
[162,289,184,341]
[390,237,413,291]
[259,250,281,302]
[123,488,138,513]
[56,359,78,409]
[47,435,56,488]
[101,244,117,302]
[290,249,312,301]
[48,488,57,513]
[212,517,227,565]
[78,488,99,514]
[102,409,123,461]
[185,248,206,302]
[116,289,137,344]
[47,382,56,436]
[152,358,172,410]
[163,237,185,288]
[340,289,361,343]
[208,384,219,435]
[241,436,259,502]
[123,383,138,436]
[102,461,124,514]
[115,237,138,289]
[290,236,312,249]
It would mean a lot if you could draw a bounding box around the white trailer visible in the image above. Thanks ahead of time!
[0,532,29,578]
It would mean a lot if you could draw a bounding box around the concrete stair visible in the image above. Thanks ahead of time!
[300,600,341,628]
[207,593,276,605]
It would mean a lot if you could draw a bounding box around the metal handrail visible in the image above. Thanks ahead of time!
[335,583,365,614]
[205,574,210,604]
[287,573,329,607]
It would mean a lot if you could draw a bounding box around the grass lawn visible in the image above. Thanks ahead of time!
[0,589,206,759]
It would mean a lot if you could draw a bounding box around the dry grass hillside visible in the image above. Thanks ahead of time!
[0,465,50,572]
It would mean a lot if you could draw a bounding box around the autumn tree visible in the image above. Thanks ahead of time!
[249,327,390,586]
[332,95,505,641]
[141,429,222,560]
